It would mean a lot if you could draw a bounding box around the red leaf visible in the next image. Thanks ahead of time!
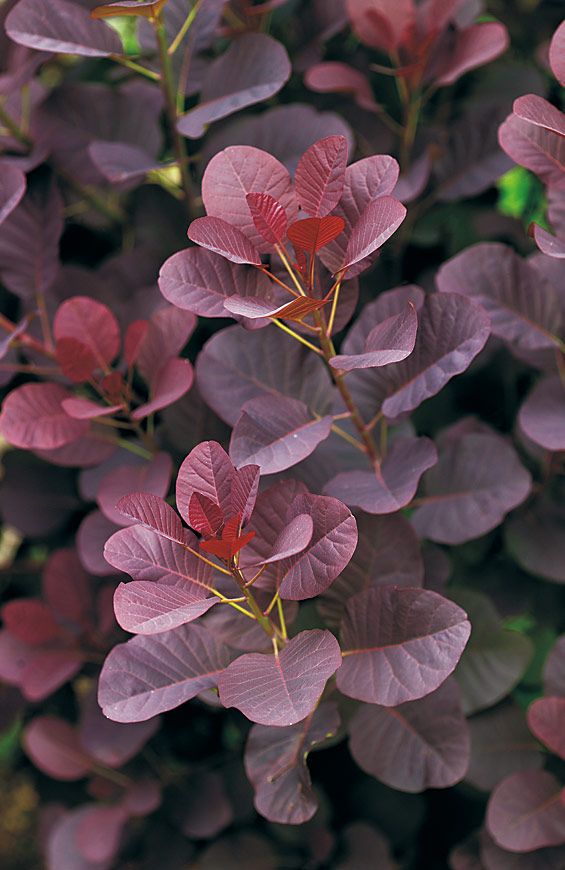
[54,296,120,368]
[188,493,224,537]
[56,337,98,383]
[124,320,149,367]
[287,216,345,254]
[246,193,287,245]
[294,135,348,217]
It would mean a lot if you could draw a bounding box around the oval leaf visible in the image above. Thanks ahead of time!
[294,135,348,217]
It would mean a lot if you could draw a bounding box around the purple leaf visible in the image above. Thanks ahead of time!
[229,396,333,474]
[305,62,381,113]
[77,510,119,576]
[499,98,565,191]
[135,306,196,383]
[176,441,239,524]
[318,513,424,628]
[196,324,334,425]
[181,771,234,839]
[159,247,274,318]
[47,806,116,870]
[349,680,470,792]
[518,377,565,452]
[324,437,437,514]
[178,34,291,139]
[337,586,471,706]
[54,296,120,368]
[217,629,342,726]
[0,637,84,702]
[79,690,159,768]
[97,452,172,526]
[0,164,25,225]
[505,498,565,585]
[245,192,288,245]
[330,303,418,370]
[434,22,509,87]
[527,698,565,760]
[75,805,127,865]
[131,357,194,420]
[342,196,406,271]
[98,623,232,722]
[43,548,92,627]
[480,832,565,869]
[294,135,348,217]
[450,589,533,716]
[103,524,214,597]
[23,716,93,780]
[6,0,122,57]
[61,398,122,420]
[412,432,532,545]
[115,492,186,545]
[550,21,565,86]
[201,145,296,254]
[113,581,218,635]
[187,216,262,265]
[0,383,89,450]
[467,702,544,792]
[88,141,160,184]
[532,223,565,259]
[487,771,565,853]
[245,702,340,824]
[437,243,561,351]
[258,513,314,565]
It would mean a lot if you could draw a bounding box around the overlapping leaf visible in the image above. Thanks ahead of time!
[6,0,122,56]
[0,383,89,450]
[330,303,418,370]
[294,135,348,217]
[518,377,565,452]
[487,771,565,852]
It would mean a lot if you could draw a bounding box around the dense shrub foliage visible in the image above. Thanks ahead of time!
[0,1,563,867]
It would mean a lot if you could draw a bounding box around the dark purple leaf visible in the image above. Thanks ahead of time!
[6,0,122,56]
[434,22,509,87]
[97,452,172,526]
[255,513,314,565]
[337,586,471,706]
[487,771,565,853]
[480,831,565,870]
[305,62,381,113]
[437,243,562,351]
[115,492,186,544]
[135,306,195,383]
[218,629,342,726]
[500,95,565,190]
[0,383,89,450]
[77,510,119,576]
[131,357,193,420]
[545,636,565,697]
[467,702,544,792]
[88,141,160,185]
[294,135,348,217]
[330,303,418,370]
[450,589,533,716]
[325,437,437,514]
[0,164,25,225]
[245,702,340,824]
[518,377,565,452]
[412,432,532,545]
[181,770,234,839]
[342,196,406,271]
[43,548,91,627]
[527,698,565,760]
[187,216,262,265]
[229,396,333,474]
[114,581,218,635]
[349,680,469,792]
[23,716,93,780]
[505,499,565,585]
[79,690,159,767]
[98,623,232,722]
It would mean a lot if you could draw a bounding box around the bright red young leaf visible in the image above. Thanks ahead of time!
[200,514,256,560]
[188,493,224,537]
[287,215,345,254]
[246,193,288,245]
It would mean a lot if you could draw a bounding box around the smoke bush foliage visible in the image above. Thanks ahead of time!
[0,0,563,866]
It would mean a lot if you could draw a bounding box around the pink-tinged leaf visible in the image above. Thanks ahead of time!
[487,771,565,853]
[545,636,565,697]
[131,357,193,420]
[412,432,532,545]
[435,22,509,87]
[77,510,119,576]
[325,437,437,514]
[230,465,261,528]
[62,398,122,420]
[6,0,122,56]
[75,804,126,865]
[224,293,329,322]
[245,702,340,824]
[0,176,63,300]
[349,680,469,793]
[437,243,561,351]
[394,151,432,203]
[176,441,235,523]
[258,514,314,565]
[246,193,287,245]
[0,383,89,450]
[103,524,214,597]
[218,629,342,726]
[201,145,297,253]
[295,135,348,218]
[331,303,418,370]
[196,323,334,426]
[549,21,565,86]
[178,34,291,139]
[23,717,93,781]
[35,429,116,470]
[342,196,406,270]
[318,513,424,629]
[116,492,186,545]
[121,778,161,816]
[79,689,159,768]
[527,698,565,760]
[532,223,565,259]
[159,246,274,318]
[22,649,85,702]
[114,581,218,635]
[345,0,411,52]
[97,452,172,526]
[337,586,471,706]
[287,216,345,254]
[181,771,234,839]
[124,320,149,367]
[230,395,333,474]
[2,599,61,646]
[450,589,533,716]
[0,165,25,226]
[505,499,565,585]
[467,702,544,792]
[518,377,565,453]
[43,548,91,627]
[91,0,168,20]
[46,806,114,870]
[499,104,565,191]
[135,307,196,382]
[54,296,120,367]
[305,62,380,112]
[188,216,261,265]
[98,623,232,722]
